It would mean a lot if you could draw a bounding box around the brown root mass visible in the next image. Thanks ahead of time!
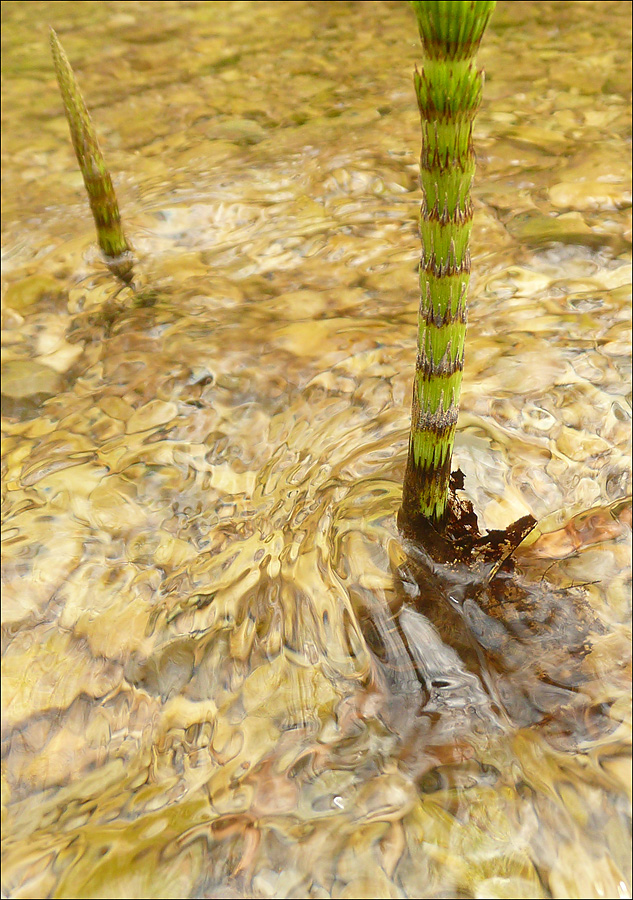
[392,471,611,745]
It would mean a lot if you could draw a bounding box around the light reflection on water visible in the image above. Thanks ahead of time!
[1,1,631,898]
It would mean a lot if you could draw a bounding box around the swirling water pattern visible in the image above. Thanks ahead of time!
[2,2,631,898]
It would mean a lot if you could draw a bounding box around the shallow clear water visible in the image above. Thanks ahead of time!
[1,2,631,898]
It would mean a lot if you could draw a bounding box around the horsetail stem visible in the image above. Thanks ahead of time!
[402,0,495,528]
[50,28,134,285]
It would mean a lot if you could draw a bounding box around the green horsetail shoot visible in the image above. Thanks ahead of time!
[50,28,134,285]
[401,0,496,529]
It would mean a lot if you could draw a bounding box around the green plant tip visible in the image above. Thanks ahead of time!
[50,28,134,285]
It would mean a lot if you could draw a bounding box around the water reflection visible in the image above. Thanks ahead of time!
[2,1,631,898]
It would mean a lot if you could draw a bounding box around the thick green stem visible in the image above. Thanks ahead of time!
[50,28,134,285]
[402,0,495,528]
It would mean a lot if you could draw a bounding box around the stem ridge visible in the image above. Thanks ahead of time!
[402,1,495,527]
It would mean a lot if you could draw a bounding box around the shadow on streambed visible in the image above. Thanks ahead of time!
[362,472,621,776]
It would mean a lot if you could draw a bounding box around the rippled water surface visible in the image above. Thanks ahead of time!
[2,2,632,898]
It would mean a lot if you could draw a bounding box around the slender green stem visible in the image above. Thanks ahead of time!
[50,28,134,285]
[402,0,495,528]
